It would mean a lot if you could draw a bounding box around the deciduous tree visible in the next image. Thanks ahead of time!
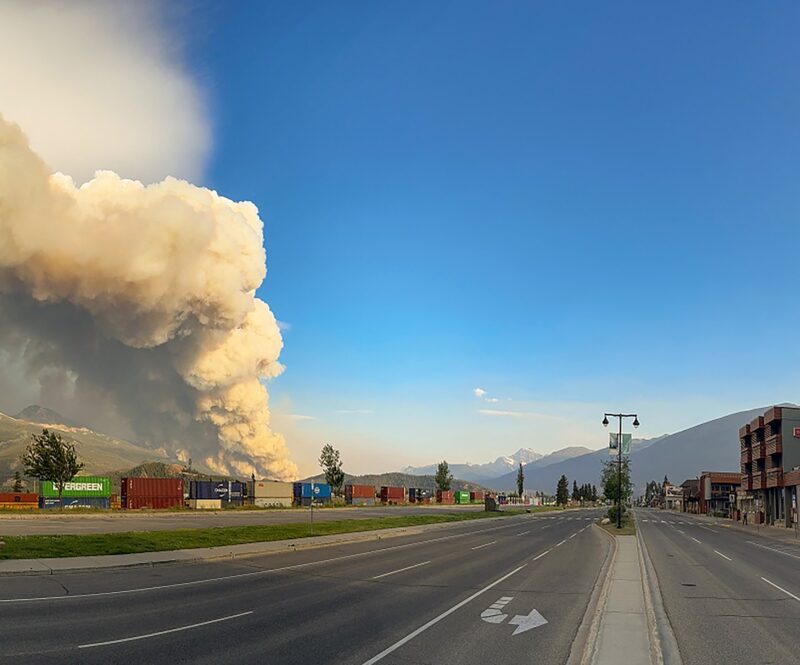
[21,429,84,509]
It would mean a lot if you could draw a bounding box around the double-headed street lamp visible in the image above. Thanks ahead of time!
[603,412,639,529]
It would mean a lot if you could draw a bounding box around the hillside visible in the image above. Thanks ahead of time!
[302,471,492,493]
[0,408,186,488]
[490,408,770,493]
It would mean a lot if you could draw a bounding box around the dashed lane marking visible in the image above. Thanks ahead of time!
[372,560,431,579]
[78,611,253,649]
[762,577,800,603]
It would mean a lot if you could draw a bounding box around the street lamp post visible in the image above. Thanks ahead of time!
[603,412,639,529]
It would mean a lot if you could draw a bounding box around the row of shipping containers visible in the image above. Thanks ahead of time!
[2,476,490,511]
[342,485,486,505]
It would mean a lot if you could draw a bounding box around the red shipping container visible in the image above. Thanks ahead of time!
[436,490,454,504]
[346,484,375,499]
[122,477,183,498]
[0,492,39,503]
[122,477,183,509]
[124,496,184,510]
[470,491,485,502]
[380,485,405,502]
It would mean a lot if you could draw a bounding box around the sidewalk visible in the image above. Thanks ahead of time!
[592,535,654,665]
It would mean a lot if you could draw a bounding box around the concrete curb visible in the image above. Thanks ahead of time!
[567,522,617,665]
[635,517,683,665]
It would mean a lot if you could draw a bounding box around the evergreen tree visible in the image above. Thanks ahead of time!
[571,479,579,502]
[556,475,569,506]
[516,462,524,497]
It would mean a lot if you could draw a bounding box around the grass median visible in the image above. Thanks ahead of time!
[0,506,564,559]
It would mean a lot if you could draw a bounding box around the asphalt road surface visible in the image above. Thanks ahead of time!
[0,509,607,664]
[0,504,486,536]
[636,507,800,665]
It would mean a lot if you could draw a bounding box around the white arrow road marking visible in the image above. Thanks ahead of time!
[509,609,548,635]
[481,596,514,624]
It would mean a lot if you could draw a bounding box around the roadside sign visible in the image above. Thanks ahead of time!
[609,433,631,454]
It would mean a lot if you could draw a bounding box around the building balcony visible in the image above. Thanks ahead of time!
[752,443,766,460]
[739,424,751,439]
[764,406,783,424]
[751,473,766,490]
[765,434,783,457]
[741,449,752,464]
[750,415,765,431]
[766,469,784,488]
[741,476,753,491]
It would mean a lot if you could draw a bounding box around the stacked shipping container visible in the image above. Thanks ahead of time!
[190,481,244,506]
[252,480,293,507]
[0,492,38,509]
[40,476,111,509]
[122,477,183,509]
[436,490,454,504]
[293,482,332,506]
[454,490,470,504]
[470,491,485,503]
[380,486,405,504]
[345,484,375,506]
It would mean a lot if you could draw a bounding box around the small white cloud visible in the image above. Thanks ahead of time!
[276,320,292,332]
[288,414,315,421]
[473,388,487,398]
[485,397,500,403]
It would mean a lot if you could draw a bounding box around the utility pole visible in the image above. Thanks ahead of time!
[603,412,639,529]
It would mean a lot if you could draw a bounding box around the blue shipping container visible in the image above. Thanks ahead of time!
[39,497,110,510]
[293,482,332,499]
[190,481,245,502]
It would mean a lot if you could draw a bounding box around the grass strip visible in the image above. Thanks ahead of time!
[597,516,636,536]
[0,506,563,559]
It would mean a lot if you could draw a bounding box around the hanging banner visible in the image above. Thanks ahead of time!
[609,433,632,454]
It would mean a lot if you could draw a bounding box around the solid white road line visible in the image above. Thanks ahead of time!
[554,539,567,547]
[761,577,800,603]
[78,611,253,649]
[361,564,527,665]
[372,561,431,580]
[748,541,800,560]
[471,540,498,550]
[714,550,732,561]
[691,537,702,544]
[516,531,530,536]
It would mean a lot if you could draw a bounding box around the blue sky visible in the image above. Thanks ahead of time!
[179,1,800,474]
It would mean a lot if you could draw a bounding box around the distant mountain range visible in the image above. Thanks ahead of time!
[402,446,593,485]
[490,406,785,494]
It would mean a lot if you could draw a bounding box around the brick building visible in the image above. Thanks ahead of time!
[739,405,800,527]
[698,471,740,517]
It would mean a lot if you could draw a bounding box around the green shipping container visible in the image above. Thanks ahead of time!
[40,476,111,498]
[455,490,470,504]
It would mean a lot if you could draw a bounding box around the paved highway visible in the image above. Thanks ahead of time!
[0,509,606,664]
[636,508,800,665]
[0,504,485,536]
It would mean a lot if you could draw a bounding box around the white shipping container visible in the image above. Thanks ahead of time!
[188,499,222,510]
[254,497,292,508]
[253,480,294,499]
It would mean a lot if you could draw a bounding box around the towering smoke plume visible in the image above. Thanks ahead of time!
[0,116,297,479]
